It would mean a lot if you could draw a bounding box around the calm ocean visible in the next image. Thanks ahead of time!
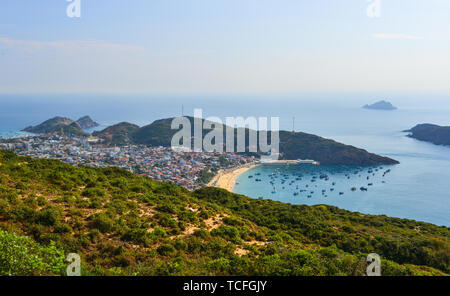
[1,93,449,226]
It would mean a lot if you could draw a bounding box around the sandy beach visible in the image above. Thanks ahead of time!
[207,163,259,192]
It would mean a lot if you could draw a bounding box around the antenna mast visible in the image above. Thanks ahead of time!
[292,117,295,133]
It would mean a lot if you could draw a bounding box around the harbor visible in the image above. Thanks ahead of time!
[259,159,320,165]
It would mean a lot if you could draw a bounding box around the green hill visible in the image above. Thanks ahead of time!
[126,117,398,165]
[0,150,447,276]
[76,116,100,129]
[278,130,398,165]
[23,116,75,134]
[131,118,179,147]
[22,116,89,137]
[93,122,140,146]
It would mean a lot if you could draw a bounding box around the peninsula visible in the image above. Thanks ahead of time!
[22,115,99,136]
[92,116,399,166]
[405,124,450,146]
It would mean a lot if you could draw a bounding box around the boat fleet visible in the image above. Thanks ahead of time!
[243,166,392,199]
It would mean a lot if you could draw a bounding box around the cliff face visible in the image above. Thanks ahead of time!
[405,124,450,146]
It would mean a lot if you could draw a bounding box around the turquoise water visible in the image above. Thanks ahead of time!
[0,94,449,226]
[235,159,450,226]
[235,111,450,226]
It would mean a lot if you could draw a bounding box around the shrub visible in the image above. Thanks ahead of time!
[157,244,176,256]
[156,203,176,214]
[193,229,209,239]
[82,187,106,198]
[122,229,148,245]
[149,227,167,240]
[91,213,115,233]
[0,230,65,276]
[223,217,244,226]
[0,199,10,216]
[36,207,61,226]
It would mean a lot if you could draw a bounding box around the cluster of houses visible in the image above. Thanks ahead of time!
[0,135,257,190]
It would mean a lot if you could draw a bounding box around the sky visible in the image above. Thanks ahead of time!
[0,0,450,95]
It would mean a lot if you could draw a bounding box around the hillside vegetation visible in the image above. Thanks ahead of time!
[22,116,97,137]
[0,150,447,276]
[93,122,140,146]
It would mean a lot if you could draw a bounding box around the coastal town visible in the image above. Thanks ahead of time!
[0,134,258,191]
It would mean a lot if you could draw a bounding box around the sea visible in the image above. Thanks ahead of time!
[0,93,449,226]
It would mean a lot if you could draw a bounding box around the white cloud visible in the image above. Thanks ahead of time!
[372,34,424,40]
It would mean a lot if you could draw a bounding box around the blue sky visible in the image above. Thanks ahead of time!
[1,0,450,94]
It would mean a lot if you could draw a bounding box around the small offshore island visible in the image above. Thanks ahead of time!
[363,100,397,110]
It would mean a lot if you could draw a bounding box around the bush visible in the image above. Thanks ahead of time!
[91,213,115,233]
[82,187,106,198]
[36,207,61,226]
[122,229,148,245]
[0,199,10,216]
[157,244,176,256]
[223,217,244,226]
[0,230,65,276]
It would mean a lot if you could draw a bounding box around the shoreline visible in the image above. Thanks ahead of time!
[207,163,259,192]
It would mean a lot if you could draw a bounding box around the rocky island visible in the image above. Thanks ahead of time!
[75,115,100,129]
[405,124,450,146]
[22,116,98,137]
[363,100,397,110]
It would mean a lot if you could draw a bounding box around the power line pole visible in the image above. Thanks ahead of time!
[292,117,295,133]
